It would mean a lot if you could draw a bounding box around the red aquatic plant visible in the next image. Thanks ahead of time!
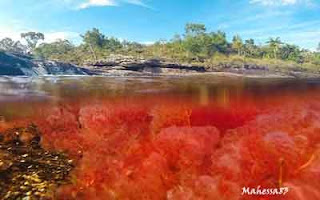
[2,92,320,199]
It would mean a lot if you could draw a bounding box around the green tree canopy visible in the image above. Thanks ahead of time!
[208,31,228,54]
[0,38,27,54]
[81,28,105,48]
[279,44,300,61]
[267,37,283,59]
[35,39,74,59]
[232,35,243,56]
[103,37,122,51]
[1,23,317,67]
[0,38,14,50]
[81,28,105,61]
[185,23,206,36]
[21,32,45,52]
[244,39,257,57]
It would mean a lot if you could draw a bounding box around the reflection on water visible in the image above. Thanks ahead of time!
[0,75,302,117]
[1,75,320,199]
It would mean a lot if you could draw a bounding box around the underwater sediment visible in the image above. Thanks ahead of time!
[0,125,73,200]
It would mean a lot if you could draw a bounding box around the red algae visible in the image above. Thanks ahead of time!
[1,77,320,199]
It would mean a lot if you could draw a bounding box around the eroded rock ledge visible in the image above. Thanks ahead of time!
[83,54,206,76]
[1,52,320,78]
[82,54,320,78]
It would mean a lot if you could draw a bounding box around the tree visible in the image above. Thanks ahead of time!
[81,28,105,61]
[122,41,144,55]
[244,39,256,57]
[103,37,122,52]
[12,41,27,54]
[279,44,300,61]
[183,24,207,59]
[182,24,229,60]
[207,31,228,54]
[82,28,105,48]
[35,39,74,59]
[185,23,206,36]
[0,38,27,54]
[21,32,45,53]
[266,37,282,59]
[232,35,243,56]
[0,38,14,51]
[183,34,204,60]
[9,23,318,66]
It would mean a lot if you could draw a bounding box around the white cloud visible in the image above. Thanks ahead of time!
[264,30,320,50]
[43,31,81,43]
[235,22,320,50]
[250,0,312,6]
[0,28,81,45]
[125,0,151,8]
[0,32,21,42]
[141,41,154,45]
[76,0,150,9]
[0,19,81,44]
[78,0,116,9]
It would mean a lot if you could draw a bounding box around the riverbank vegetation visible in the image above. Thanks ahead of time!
[1,23,320,69]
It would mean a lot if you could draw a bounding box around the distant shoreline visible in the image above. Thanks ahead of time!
[1,51,320,79]
[0,72,311,79]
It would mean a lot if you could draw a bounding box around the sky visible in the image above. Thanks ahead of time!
[0,0,319,50]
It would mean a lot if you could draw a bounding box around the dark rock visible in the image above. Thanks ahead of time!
[83,54,206,75]
[0,52,93,76]
[0,51,33,76]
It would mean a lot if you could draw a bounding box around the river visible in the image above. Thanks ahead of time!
[0,75,320,199]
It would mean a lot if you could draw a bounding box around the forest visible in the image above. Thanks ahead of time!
[1,23,320,68]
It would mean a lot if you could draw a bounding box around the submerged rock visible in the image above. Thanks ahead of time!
[0,124,73,200]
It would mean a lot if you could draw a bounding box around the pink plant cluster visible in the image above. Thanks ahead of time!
[1,93,320,200]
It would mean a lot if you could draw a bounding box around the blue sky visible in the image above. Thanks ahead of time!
[0,0,319,50]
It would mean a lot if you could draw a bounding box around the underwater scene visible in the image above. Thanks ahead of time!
[1,75,320,200]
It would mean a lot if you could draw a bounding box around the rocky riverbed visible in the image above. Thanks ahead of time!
[0,124,73,199]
